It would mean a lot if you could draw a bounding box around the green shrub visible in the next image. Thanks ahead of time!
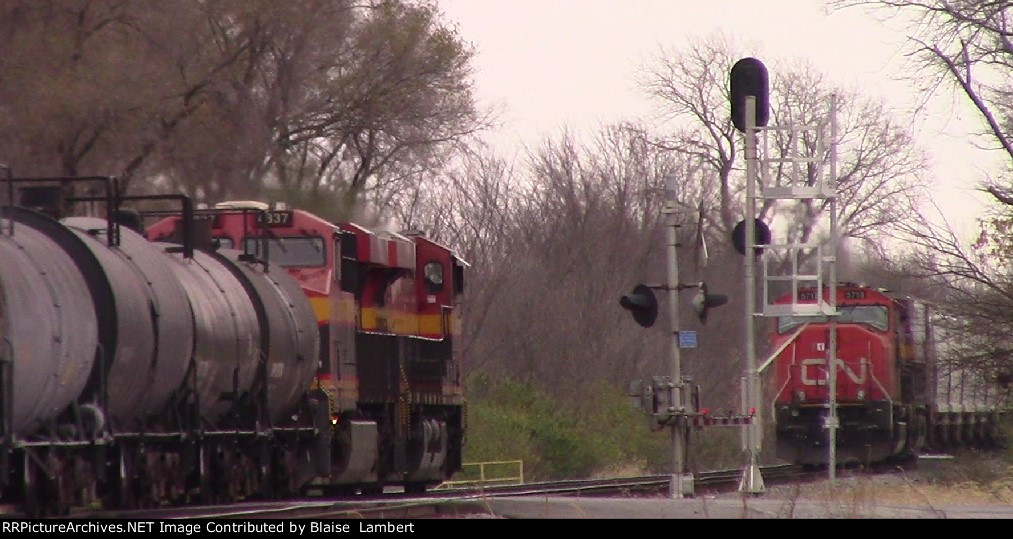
[461,375,675,480]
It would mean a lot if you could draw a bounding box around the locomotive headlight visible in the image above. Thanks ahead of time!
[796,390,806,402]
[424,262,443,286]
[857,390,865,400]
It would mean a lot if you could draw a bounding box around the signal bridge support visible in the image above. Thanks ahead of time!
[738,92,840,494]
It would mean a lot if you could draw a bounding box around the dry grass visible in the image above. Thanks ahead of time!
[794,477,1013,505]
[768,453,1013,512]
[590,461,652,479]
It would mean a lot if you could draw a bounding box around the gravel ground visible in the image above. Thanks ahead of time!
[712,456,1013,508]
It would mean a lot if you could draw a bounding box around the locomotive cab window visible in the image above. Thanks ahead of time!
[242,236,326,267]
[423,261,444,293]
[778,305,889,333]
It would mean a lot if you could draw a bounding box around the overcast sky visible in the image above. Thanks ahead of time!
[437,0,999,237]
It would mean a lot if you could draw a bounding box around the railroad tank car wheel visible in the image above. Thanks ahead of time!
[133,448,160,509]
[22,451,69,518]
[894,414,927,462]
[934,422,949,449]
[101,447,131,510]
[974,418,988,447]
[209,447,237,505]
[268,446,299,498]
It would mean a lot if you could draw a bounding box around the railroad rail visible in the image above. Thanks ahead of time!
[59,461,918,520]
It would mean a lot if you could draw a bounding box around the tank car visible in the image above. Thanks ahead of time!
[0,178,326,515]
[770,283,1007,467]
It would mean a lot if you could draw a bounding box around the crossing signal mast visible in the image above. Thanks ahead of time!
[622,174,742,499]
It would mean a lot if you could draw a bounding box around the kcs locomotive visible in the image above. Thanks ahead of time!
[771,283,1007,466]
[0,175,466,516]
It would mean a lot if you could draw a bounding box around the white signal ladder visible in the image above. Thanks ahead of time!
[756,111,838,318]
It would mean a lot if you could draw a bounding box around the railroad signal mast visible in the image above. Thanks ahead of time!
[731,57,841,493]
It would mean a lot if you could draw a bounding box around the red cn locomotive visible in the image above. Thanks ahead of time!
[771,284,1006,466]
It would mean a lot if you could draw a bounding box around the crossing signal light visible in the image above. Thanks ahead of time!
[620,284,658,328]
[692,283,727,324]
[730,57,769,132]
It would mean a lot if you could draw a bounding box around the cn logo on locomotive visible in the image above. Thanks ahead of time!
[800,357,867,386]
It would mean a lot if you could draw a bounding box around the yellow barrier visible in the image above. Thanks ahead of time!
[434,460,524,489]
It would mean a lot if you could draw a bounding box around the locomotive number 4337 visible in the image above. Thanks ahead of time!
[257,211,293,227]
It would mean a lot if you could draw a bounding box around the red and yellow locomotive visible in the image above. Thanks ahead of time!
[147,201,465,493]
[771,284,1005,466]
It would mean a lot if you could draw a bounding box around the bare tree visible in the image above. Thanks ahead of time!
[834,2,1013,189]
[831,1,1013,384]
[639,37,741,232]
[0,0,254,190]
[0,0,487,215]
[639,35,928,265]
[251,0,490,220]
[413,125,748,406]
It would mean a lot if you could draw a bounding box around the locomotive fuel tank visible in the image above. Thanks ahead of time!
[62,217,194,429]
[210,249,318,422]
[0,208,98,434]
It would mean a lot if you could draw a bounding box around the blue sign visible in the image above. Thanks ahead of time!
[678,331,698,349]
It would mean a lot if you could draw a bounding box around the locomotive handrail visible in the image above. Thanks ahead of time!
[866,358,892,406]
[759,322,810,374]
[441,304,452,341]
[772,362,795,421]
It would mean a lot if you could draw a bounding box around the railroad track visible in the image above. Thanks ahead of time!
[429,463,805,497]
[53,461,912,520]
